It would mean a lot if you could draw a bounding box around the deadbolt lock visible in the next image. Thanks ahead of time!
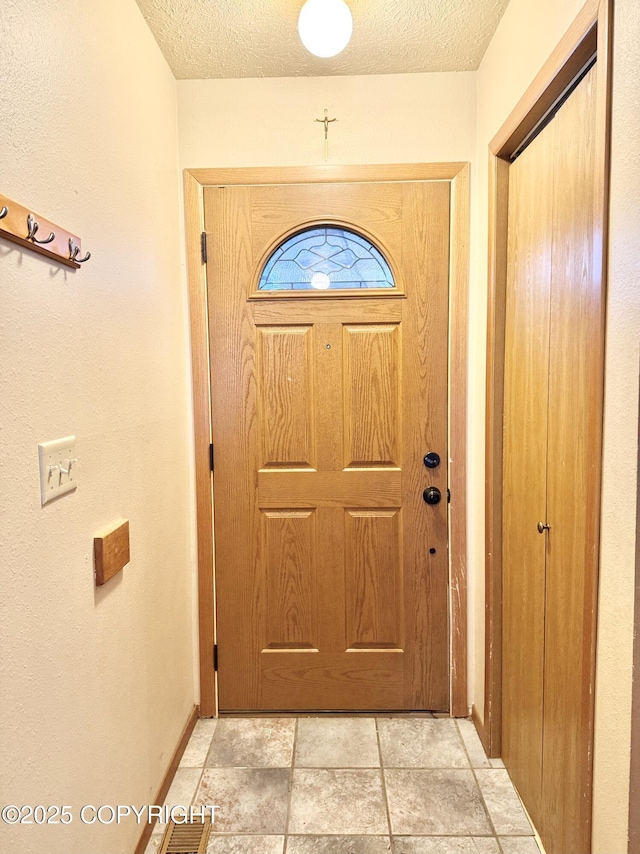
[424,452,441,469]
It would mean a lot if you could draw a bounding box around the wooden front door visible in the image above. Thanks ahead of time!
[205,179,451,711]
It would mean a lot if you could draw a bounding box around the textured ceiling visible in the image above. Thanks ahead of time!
[135,0,511,79]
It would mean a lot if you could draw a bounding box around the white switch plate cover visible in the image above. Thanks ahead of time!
[38,436,77,505]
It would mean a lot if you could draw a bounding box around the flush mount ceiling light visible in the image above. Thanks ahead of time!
[298,0,353,58]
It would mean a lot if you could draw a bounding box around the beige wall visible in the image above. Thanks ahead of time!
[477,0,640,850]
[0,2,195,853]
[177,73,477,168]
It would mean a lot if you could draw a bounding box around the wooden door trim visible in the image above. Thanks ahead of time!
[184,162,470,717]
[481,0,612,783]
[186,163,468,188]
[449,163,470,718]
[184,170,216,715]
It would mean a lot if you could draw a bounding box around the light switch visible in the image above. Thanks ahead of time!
[38,436,77,505]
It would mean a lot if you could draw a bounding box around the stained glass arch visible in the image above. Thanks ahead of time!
[258,225,395,291]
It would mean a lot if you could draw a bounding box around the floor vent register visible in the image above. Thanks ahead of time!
[158,816,211,854]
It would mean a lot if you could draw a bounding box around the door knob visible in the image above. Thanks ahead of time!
[537,522,551,533]
[424,452,441,469]
[423,487,442,505]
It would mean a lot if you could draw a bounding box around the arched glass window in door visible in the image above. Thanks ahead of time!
[258,225,395,291]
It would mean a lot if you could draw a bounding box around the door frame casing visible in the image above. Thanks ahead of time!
[479,0,613,775]
[183,163,470,717]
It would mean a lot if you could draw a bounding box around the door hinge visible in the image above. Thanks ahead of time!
[201,231,208,264]
[209,443,214,472]
[213,644,218,671]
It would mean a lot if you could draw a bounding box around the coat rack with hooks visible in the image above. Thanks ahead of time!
[0,192,90,269]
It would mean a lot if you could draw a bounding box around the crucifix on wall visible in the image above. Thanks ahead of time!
[315,109,338,161]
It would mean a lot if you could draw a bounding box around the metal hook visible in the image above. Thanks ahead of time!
[27,213,55,245]
[68,237,91,264]
[0,206,8,219]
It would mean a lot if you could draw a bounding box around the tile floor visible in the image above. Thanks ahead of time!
[145,716,543,854]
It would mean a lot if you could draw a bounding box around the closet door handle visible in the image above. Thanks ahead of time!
[537,522,551,534]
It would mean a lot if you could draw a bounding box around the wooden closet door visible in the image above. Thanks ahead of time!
[542,64,599,854]
[502,64,601,854]
[502,111,554,831]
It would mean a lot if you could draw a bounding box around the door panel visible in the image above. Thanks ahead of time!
[257,326,314,468]
[261,510,317,649]
[345,509,403,648]
[206,180,451,711]
[343,324,401,467]
[502,108,554,830]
